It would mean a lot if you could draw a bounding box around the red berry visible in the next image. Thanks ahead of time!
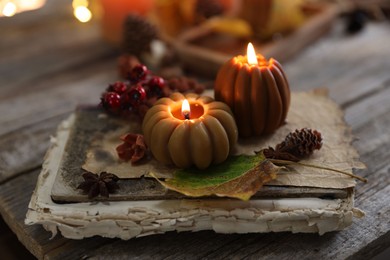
[119,93,133,111]
[126,85,146,107]
[101,92,121,114]
[127,64,148,83]
[148,76,165,88]
[107,81,127,94]
[147,76,165,97]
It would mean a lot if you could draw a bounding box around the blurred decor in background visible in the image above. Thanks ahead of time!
[73,0,92,23]
[0,0,46,17]
[100,0,154,44]
[98,0,234,45]
[239,0,307,40]
[95,0,343,77]
[160,0,340,76]
[2,0,387,77]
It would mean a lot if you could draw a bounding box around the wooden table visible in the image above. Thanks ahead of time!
[0,1,389,259]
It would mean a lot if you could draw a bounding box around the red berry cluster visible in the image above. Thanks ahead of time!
[100,64,166,118]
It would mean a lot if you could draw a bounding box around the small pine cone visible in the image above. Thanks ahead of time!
[196,0,224,19]
[264,128,322,162]
[280,128,322,157]
[122,15,158,56]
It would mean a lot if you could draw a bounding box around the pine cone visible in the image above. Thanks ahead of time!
[264,128,322,162]
[196,0,223,19]
[122,15,158,56]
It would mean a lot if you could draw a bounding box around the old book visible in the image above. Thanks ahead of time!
[25,91,365,239]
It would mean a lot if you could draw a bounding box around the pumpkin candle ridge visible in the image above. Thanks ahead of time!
[142,93,238,169]
[215,43,291,137]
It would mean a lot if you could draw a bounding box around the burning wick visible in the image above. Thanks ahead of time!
[181,99,191,120]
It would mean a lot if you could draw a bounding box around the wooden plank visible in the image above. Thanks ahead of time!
[0,33,116,100]
[0,40,116,99]
[0,0,116,99]
[0,61,117,136]
[284,23,390,105]
[0,61,117,182]
[0,114,68,184]
[0,169,68,259]
[0,0,112,97]
[0,217,35,259]
[0,169,113,260]
[348,111,390,203]
[345,84,390,129]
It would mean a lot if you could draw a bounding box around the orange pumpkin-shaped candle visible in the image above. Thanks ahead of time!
[142,93,238,169]
[215,43,290,137]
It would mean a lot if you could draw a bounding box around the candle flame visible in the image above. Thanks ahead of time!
[247,42,258,65]
[181,99,190,119]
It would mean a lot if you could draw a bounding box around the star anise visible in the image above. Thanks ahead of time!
[264,128,323,162]
[77,171,120,199]
[116,133,147,164]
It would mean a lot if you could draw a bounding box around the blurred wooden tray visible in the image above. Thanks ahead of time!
[166,3,339,77]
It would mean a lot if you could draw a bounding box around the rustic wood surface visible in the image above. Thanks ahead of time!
[0,1,389,259]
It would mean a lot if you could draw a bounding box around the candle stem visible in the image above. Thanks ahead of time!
[184,112,190,120]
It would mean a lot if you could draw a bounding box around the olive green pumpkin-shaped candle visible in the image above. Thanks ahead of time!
[142,93,238,169]
[215,43,291,137]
